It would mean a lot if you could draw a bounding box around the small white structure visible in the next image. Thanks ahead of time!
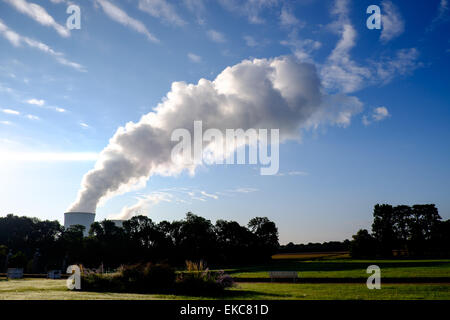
[47,270,62,279]
[7,268,23,279]
[64,212,96,236]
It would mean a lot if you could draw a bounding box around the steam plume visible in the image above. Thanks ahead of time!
[68,56,361,215]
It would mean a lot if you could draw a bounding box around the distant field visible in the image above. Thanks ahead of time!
[0,279,449,300]
[222,257,450,279]
[272,252,350,260]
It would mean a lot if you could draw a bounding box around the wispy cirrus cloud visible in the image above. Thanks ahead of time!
[0,20,86,72]
[279,6,301,27]
[183,0,206,24]
[321,0,419,93]
[187,52,201,63]
[207,29,226,43]
[427,0,449,31]
[1,108,20,115]
[362,106,390,125]
[4,0,70,37]
[25,114,39,120]
[25,98,67,113]
[26,98,45,106]
[219,0,278,24]
[95,0,159,43]
[1,108,40,121]
[380,1,404,43]
[281,30,321,62]
[138,0,186,26]
[276,171,308,177]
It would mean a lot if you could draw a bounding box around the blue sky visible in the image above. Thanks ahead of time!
[0,0,449,244]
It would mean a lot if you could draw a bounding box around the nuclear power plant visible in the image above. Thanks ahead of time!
[64,212,95,236]
[64,212,126,236]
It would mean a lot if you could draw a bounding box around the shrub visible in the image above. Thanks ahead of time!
[175,261,234,296]
[216,270,235,289]
[81,273,124,292]
[120,262,175,292]
[81,262,175,293]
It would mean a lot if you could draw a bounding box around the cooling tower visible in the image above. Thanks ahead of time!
[64,212,95,236]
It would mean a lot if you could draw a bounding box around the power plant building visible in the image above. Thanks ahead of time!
[64,212,95,236]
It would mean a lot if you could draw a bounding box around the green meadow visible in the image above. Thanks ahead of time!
[0,279,449,300]
[1,256,449,300]
[222,258,450,279]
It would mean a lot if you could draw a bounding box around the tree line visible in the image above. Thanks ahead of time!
[351,204,450,257]
[0,212,279,272]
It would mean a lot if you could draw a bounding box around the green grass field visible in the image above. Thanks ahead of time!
[1,257,449,299]
[0,279,449,300]
[222,257,450,279]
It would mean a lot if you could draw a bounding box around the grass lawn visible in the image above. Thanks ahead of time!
[223,258,450,279]
[0,279,449,300]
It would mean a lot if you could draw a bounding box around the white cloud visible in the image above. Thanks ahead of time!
[380,1,404,43]
[2,108,20,115]
[372,106,390,121]
[187,52,201,63]
[4,0,70,37]
[243,35,258,47]
[280,6,300,27]
[138,0,186,26]
[0,120,12,125]
[25,98,69,113]
[110,191,174,219]
[372,48,421,84]
[331,0,349,18]
[321,23,371,93]
[429,0,449,31]
[219,0,279,24]
[26,98,45,106]
[288,171,308,176]
[276,170,308,176]
[183,0,206,24]
[321,1,419,93]
[207,29,226,43]
[96,0,159,43]
[200,191,218,199]
[54,107,66,113]
[228,187,259,193]
[80,122,89,128]
[281,30,321,62]
[363,106,390,125]
[0,20,86,72]
[26,114,39,120]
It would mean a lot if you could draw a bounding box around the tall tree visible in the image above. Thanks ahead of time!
[371,204,395,256]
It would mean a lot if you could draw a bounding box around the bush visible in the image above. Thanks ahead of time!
[175,272,223,296]
[81,262,175,293]
[175,261,234,296]
[120,262,175,292]
[82,273,124,292]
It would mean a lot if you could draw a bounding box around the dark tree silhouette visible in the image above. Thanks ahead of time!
[350,229,377,258]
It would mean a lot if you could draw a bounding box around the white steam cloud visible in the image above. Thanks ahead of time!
[68,56,362,215]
